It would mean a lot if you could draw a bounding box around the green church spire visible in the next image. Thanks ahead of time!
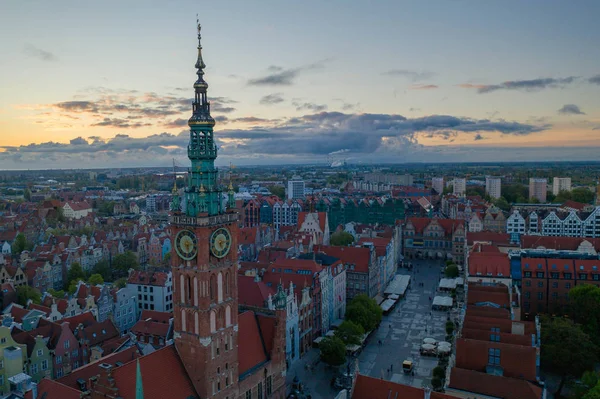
[184,19,224,217]
[135,359,144,399]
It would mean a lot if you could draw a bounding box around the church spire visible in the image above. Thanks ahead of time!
[135,359,144,399]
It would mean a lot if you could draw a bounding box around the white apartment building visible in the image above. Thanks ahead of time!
[507,207,600,238]
[529,178,547,203]
[453,178,466,196]
[552,177,572,195]
[146,195,157,213]
[273,200,302,228]
[485,177,502,199]
[127,270,173,314]
[287,176,305,200]
[432,177,444,194]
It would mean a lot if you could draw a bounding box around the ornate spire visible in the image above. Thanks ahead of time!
[195,16,206,79]
[135,359,144,399]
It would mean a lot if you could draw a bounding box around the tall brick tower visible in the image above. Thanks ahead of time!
[170,20,239,399]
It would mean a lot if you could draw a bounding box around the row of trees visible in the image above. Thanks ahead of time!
[319,295,383,366]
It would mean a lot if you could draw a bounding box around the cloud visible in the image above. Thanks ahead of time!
[23,44,57,61]
[589,75,600,85]
[247,61,327,86]
[164,118,189,129]
[474,133,484,141]
[409,84,439,90]
[0,111,552,169]
[382,69,435,82]
[461,77,578,94]
[260,93,285,105]
[558,104,585,115]
[292,102,328,112]
[19,91,237,128]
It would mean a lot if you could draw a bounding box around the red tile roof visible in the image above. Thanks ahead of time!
[131,319,170,338]
[139,309,172,324]
[271,258,323,273]
[467,231,511,246]
[562,200,587,211]
[314,245,371,273]
[468,252,510,277]
[111,345,197,399]
[238,275,274,308]
[238,311,269,376]
[407,217,464,235]
[57,346,141,390]
[521,235,600,251]
[297,212,328,232]
[449,368,542,399]
[461,328,533,346]
[34,378,82,399]
[352,374,455,399]
[467,284,510,308]
[62,311,96,331]
[127,270,170,286]
[455,338,537,380]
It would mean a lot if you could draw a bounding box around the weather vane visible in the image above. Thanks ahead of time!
[196,14,201,34]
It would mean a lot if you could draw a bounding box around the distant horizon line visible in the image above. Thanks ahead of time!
[2,159,600,173]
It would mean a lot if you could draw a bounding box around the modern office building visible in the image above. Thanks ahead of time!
[529,178,548,203]
[287,175,305,200]
[485,176,502,199]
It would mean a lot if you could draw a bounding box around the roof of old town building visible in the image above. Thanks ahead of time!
[468,252,511,277]
[314,245,371,273]
[127,270,170,286]
[352,374,455,399]
[448,368,543,399]
[238,275,274,308]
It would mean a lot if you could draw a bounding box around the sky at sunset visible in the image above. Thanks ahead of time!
[1,0,599,169]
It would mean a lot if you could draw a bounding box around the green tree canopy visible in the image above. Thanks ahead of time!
[269,186,286,200]
[572,187,595,204]
[16,286,41,306]
[501,184,528,203]
[114,277,128,289]
[568,284,600,339]
[493,197,510,211]
[330,231,354,246]
[92,260,112,282]
[67,262,85,287]
[445,264,459,278]
[23,188,31,201]
[584,382,600,399]
[12,233,32,255]
[88,273,104,285]
[345,294,382,332]
[319,336,346,366]
[541,316,598,396]
[68,279,85,295]
[112,251,139,279]
[47,288,65,298]
[335,320,365,346]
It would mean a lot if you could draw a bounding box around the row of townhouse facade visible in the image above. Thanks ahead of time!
[403,217,466,264]
[506,206,600,238]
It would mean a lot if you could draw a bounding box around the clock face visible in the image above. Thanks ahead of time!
[175,230,198,260]
[210,227,232,258]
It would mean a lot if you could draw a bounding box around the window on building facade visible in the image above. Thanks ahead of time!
[524,271,532,278]
[64,340,70,349]
[537,292,543,300]
[257,382,263,398]
[579,274,588,280]
[536,272,544,278]
[564,273,572,279]
[245,390,252,399]
[267,376,272,394]
[551,272,559,279]
[488,348,501,365]
[552,282,558,288]
[525,281,531,287]
[31,364,38,374]
[37,349,43,356]
[537,281,544,288]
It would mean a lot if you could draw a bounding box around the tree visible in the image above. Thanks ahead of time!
[16,286,41,306]
[493,197,510,211]
[584,382,600,399]
[112,251,139,279]
[572,187,595,204]
[445,321,455,335]
[47,288,65,298]
[571,371,600,399]
[67,262,85,287]
[335,321,364,346]
[23,188,31,201]
[92,260,112,282]
[444,264,459,278]
[319,336,346,366]
[12,233,31,255]
[568,284,600,339]
[88,274,104,285]
[541,316,598,396]
[431,377,443,390]
[269,186,286,200]
[330,231,354,246]
[442,185,453,195]
[114,277,127,289]
[345,294,382,332]
[432,366,446,380]
[68,279,84,295]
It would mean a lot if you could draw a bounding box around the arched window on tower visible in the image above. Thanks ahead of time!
[210,310,216,333]
[193,277,199,307]
[210,274,217,301]
[218,308,224,330]
[217,272,223,303]
[225,305,231,327]
[181,309,186,332]
[195,312,199,334]
[180,274,185,303]
[187,277,192,303]
[225,272,230,297]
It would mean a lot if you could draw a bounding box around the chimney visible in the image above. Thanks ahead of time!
[423,387,431,399]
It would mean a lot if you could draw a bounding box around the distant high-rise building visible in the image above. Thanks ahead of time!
[552,177,572,195]
[485,177,502,199]
[146,194,157,213]
[529,178,547,203]
[287,175,305,200]
[453,178,466,196]
[432,177,444,194]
